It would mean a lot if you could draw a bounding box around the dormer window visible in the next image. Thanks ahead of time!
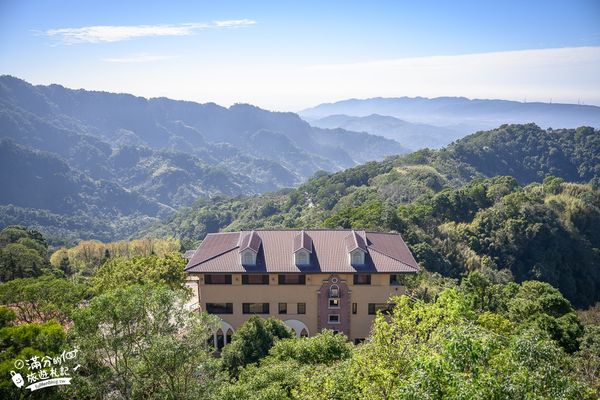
[293,230,313,266]
[350,249,365,266]
[239,230,261,266]
[241,249,256,266]
[345,230,367,266]
[295,249,310,266]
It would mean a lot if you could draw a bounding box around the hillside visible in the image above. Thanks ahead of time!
[306,114,463,149]
[301,96,600,138]
[0,76,408,242]
[143,123,600,307]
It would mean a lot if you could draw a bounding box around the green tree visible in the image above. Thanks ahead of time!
[0,243,46,281]
[295,291,593,399]
[0,320,67,399]
[221,316,293,377]
[220,330,353,399]
[71,285,222,400]
[0,276,88,324]
[91,252,186,294]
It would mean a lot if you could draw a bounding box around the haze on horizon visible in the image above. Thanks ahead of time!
[1,0,599,111]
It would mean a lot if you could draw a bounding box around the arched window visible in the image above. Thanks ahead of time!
[216,329,224,350]
[329,284,340,298]
[226,329,233,345]
[300,328,308,337]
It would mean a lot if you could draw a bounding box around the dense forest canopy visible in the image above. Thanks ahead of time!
[1,228,599,398]
[143,124,600,308]
[0,121,599,397]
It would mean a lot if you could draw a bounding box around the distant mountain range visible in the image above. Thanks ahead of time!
[305,114,464,150]
[301,97,600,148]
[0,76,406,243]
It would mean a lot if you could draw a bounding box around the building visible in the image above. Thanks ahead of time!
[184,229,419,348]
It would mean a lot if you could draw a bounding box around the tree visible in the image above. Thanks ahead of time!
[0,320,67,399]
[71,285,222,400]
[91,252,186,294]
[0,243,46,281]
[269,330,353,365]
[295,291,594,399]
[220,330,354,399]
[0,276,89,324]
[220,316,293,377]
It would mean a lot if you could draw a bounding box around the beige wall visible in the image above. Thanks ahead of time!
[187,272,407,342]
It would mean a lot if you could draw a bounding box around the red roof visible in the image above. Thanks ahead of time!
[185,230,419,274]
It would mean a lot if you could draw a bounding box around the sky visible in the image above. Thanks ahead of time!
[0,0,599,111]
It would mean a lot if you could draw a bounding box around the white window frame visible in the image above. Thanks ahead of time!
[328,314,340,324]
[328,298,340,309]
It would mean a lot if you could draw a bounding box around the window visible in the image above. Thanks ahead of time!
[243,303,270,314]
[300,328,308,337]
[205,303,233,314]
[354,338,365,345]
[351,250,364,265]
[204,274,232,284]
[352,302,357,314]
[329,284,340,297]
[295,250,310,266]
[297,303,306,314]
[368,303,393,315]
[353,274,371,285]
[328,314,340,324]
[329,298,340,309]
[242,274,269,285]
[278,303,287,314]
[242,250,256,266]
[390,274,402,285]
[278,274,306,285]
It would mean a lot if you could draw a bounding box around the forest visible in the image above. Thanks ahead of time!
[1,123,599,398]
[0,224,598,399]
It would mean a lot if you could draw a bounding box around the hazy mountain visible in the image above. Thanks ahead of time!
[306,114,464,150]
[0,76,407,189]
[300,97,600,138]
[0,76,408,242]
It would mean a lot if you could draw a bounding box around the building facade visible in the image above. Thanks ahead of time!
[184,229,419,348]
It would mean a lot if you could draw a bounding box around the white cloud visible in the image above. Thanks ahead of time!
[43,20,257,44]
[102,53,178,63]
[213,19,257,28]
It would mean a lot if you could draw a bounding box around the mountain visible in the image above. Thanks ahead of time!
[301,97,600,139]
[0,76,407,242]
[306,114,464,150]
[0,139,172,242]
[0,75,407,195]
[143,123,600,307]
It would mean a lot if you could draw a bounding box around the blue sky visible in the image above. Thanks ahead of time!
[1,0,599,110]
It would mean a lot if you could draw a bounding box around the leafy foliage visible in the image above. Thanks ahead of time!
[91,252,187,294]
[0,225,50,281]
[294,291,593,399]
[70,285,222,400]
[220,316,293,377]
[0,276,88,324]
